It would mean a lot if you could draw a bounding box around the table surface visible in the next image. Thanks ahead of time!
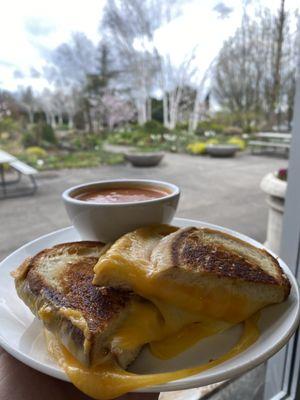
[0,149,16,164]
[255,133,292,140]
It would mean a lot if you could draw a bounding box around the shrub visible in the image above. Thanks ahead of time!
[196,120,225,135]
[176,121,189,131]
[0,132,10,140]
[0,117,19,133]
[56,124,69,131]
[244,125,259,134]
[206,138,220,145]
[22,123,57,147]
[25,146,47,158]
[223,126,243,136]
[108,130,146,146]
[72,133,103,150]
[142,120,166,135]
[137,137,154,147]
[40,123,57,144]
[22,131,37,147]
[186,142,206,155]
[227,136,246,150]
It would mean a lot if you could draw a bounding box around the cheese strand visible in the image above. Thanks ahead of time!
[46,314,259,400]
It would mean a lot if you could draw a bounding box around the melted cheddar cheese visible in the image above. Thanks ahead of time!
[111,300,231,359]
[93,226,261,324]
[94,253,254,324]
[46,314,259,400]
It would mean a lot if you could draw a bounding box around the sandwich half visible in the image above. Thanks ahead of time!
[93,226,291,323]
[12,241,154,368]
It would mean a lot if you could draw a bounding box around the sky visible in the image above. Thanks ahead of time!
[0,0,298,93]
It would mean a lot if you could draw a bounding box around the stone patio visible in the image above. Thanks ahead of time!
[0,151,288,399]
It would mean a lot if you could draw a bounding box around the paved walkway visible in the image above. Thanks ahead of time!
[1,151,286,260]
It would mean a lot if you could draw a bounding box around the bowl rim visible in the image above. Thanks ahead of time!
[62,178,180,207]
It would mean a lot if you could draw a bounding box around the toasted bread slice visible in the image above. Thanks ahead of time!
[93,224,177,288]
[12,241,142,368]
[94,226,290,323]
[151,227,290,307]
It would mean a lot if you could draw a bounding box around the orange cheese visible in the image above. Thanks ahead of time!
[94,254,253,323]
[46,314,259,400]
[111,300,232,359]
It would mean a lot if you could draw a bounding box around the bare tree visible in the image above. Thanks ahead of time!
[37,89,58,127]
[189,58,216,132]
[64,89,80,129]
[43,32,100,130]
[271,0,286,126]
[44,32,98,91]
[101,93,135,129]
[213,2,298,130]
[159,52,197,129]
[101,0,187,126]
[19,86,37,123]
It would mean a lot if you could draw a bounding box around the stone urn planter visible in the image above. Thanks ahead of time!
[206,144,239,158]
[125,151,164,167]
[260,172,287,254]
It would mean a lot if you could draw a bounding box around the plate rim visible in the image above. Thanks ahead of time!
[0,218,299,393]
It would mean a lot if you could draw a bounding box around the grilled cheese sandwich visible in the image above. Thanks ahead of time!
[13,225,291,400]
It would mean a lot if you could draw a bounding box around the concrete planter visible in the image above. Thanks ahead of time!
[206,144,239,157]
[260,172,287,254]
[125,152,164,167]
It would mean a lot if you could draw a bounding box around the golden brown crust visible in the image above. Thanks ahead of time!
[14,241,132,334]
[11,257,32,279]
[171,227,290,298]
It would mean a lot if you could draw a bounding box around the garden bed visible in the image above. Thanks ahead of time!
[17,150,125,171]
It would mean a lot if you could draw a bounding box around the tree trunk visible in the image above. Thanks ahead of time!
[163,93,170,129]
[189,93,200,133]
[169,91,176,130]
[169,87,182,130]
[146,98,152,121]
[271,0,286,128]
[136,99,147,125]
[28,110,34,124]
[188,60,214,133]
[50,115,56,128]
[68,114,74,129]
[85,108,93,133]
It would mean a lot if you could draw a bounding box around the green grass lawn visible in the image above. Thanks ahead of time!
[18,150,125,171]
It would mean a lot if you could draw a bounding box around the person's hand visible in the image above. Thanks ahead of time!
[0,347,159,400]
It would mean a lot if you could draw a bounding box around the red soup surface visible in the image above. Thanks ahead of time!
[74,186,170,204]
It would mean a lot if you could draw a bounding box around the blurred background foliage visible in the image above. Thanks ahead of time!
[0,0,296,169]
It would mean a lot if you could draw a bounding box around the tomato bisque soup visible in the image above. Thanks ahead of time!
[74,186,170,204]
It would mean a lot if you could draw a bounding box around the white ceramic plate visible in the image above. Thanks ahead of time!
[0,218,299,393]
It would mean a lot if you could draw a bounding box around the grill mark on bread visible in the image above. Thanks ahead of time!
[24,241,132,334]
[181,242,277,284]
[171,227,289,289]
[61,261,131,333]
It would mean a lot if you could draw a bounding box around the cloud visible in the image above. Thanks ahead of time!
[0,59,15,68]
[213,2,234,19]
[30,67,41,78]
[24,17,56,36]
[13,69,25,79]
